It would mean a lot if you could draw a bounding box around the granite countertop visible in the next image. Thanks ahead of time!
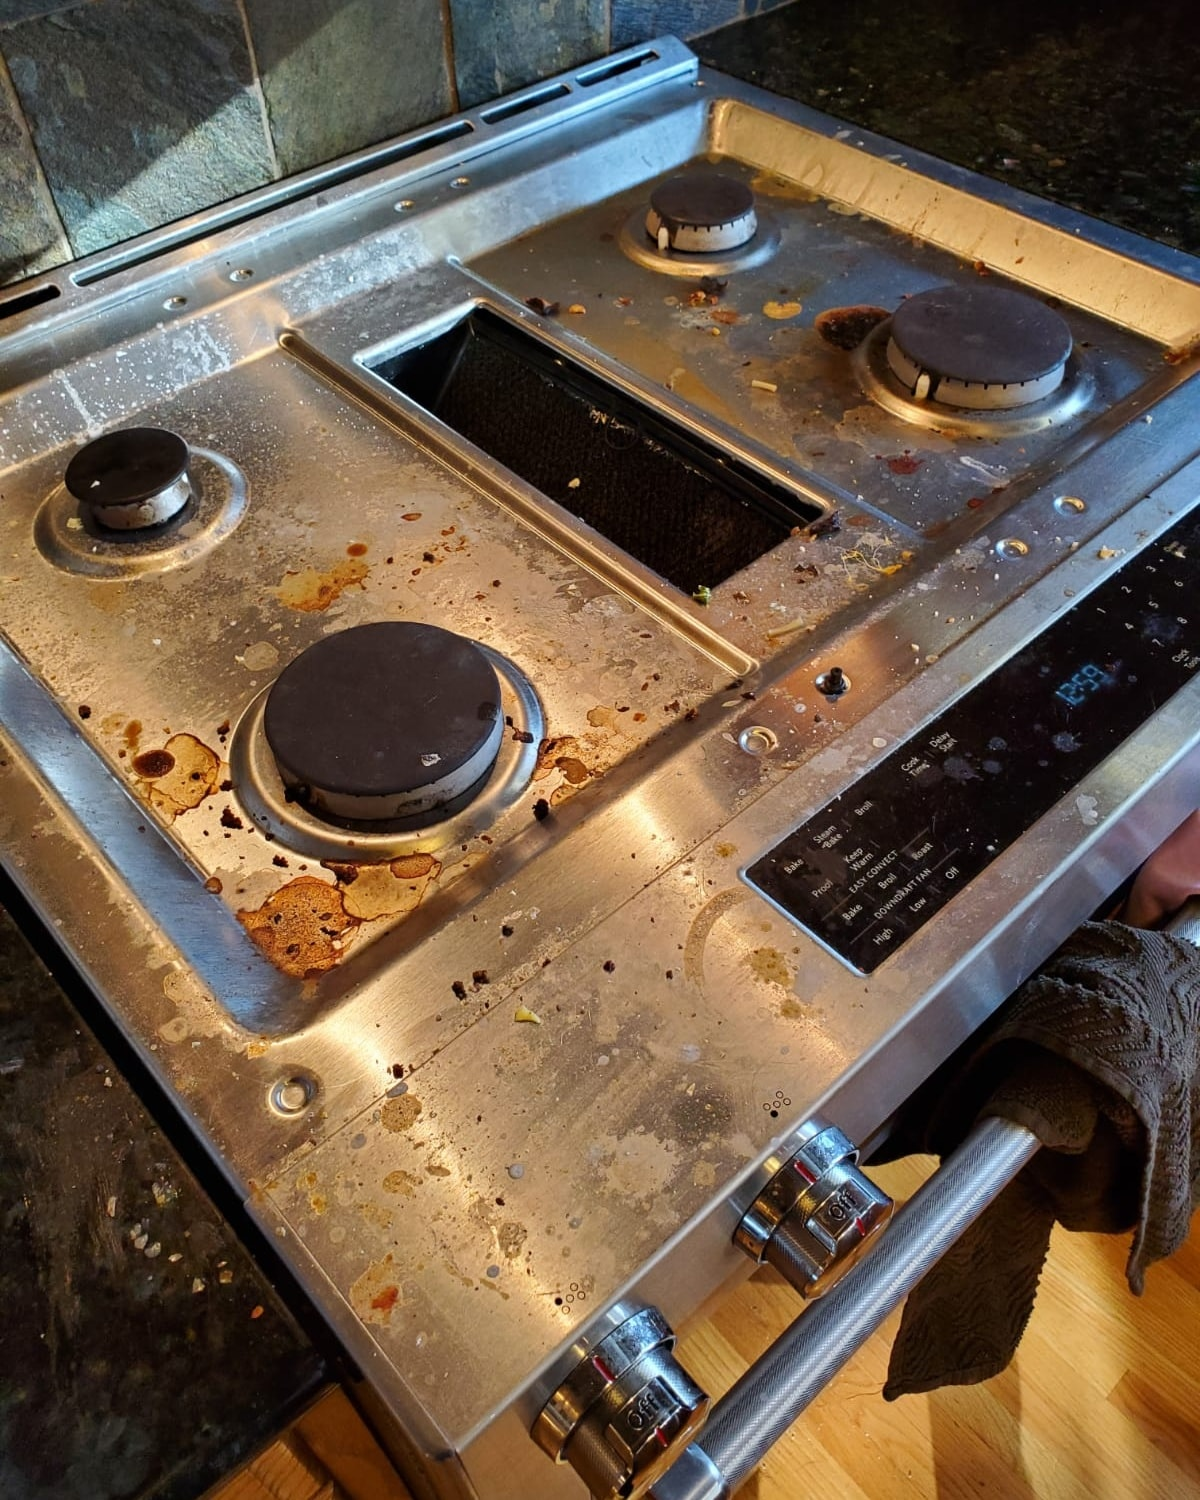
[0,888,327,1500]
[700,0,1200,256]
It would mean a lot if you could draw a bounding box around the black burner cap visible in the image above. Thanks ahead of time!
[264,622,503,804]
[890,285,1072,386]
[648,173,755,231]
[65,427,189,507]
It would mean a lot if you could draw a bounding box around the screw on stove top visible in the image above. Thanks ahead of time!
[816,666,850,697]
[64,426,193,532]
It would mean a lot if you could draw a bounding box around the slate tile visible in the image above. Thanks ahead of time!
[4,0,273,259]
[244,0,453,178]
[449,0,607,111]
[0,1,80,23]
[0,54,69,284]
[611,0,744,50]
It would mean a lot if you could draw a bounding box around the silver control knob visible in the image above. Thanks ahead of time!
[533,1307,709,1499]
[735,1119,892,1297]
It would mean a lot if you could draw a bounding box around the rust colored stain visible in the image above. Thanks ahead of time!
[204,876,223,894]
[556,756,590,785]
[350,1254,402,1326]
[237,876,360,977]
[346,541,368,557]
[815,305,890,351]
[884,453,924,475]
[273,556,369,612]
[710,307,740,326]
[322,854,442,921]
[380,1094,422,1133]
[135,733,221,819]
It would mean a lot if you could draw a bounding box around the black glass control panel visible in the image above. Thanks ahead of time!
[746,507,1200,973]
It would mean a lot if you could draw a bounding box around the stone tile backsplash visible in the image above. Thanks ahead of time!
[0,0,795,288]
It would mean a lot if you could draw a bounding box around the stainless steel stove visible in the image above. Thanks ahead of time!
[3,37,1200,1500]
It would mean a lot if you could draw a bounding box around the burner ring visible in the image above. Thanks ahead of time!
[886,285,1073,411]
[65,427,193,530]
[264,622,505,823]
[35,445,248,578]
[853,305,1093,438]
[229,642,544,861]
[619,207,780,277]
[645,173,757,254]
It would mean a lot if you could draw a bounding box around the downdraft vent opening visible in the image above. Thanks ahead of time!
[371,308,816,594]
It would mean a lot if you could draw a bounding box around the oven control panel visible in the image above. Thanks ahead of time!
[746,507,1200,972]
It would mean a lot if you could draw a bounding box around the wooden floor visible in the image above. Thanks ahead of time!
[212,1156,1200,1500]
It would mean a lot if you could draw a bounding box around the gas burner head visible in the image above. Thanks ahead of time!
[621,171,779,275]
[263,622,505,825]
[645,172,757,254]
[885,285,1073,411]
[64,427,193,530]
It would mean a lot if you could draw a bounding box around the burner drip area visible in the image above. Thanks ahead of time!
[64,427,193,530]
[645,172,757,253]
[886,286,1073,410]
[263,622,505,823]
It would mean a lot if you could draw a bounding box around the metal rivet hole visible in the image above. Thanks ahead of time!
[270,1073,318,1115]
[995,537,1031,559]
[738,725,778,756]
[1054,495,1087,514]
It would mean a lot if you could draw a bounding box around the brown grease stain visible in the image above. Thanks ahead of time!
[133,748,175,778]
[383,1169,420,1196]
[203,876,223,894]
[748,946,793,989]
[237,876,360,977]
[380,1094,422,1133]
[815,305,890,351]
[134,733,221,819]
[346,541,368,557]
[273,556,369,612]
[322,853,442,921]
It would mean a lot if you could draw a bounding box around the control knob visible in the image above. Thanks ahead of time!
[533,1307,708,1499]
[735,1119,892,1297]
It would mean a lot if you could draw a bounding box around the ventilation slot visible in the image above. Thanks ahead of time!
[576,49,660,86]
[481,83,571,124]
[0,281,61,321]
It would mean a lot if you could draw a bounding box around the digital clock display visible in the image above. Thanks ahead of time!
[1055,662,1113,706]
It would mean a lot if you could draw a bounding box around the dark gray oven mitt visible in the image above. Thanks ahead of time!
[884,921,1200,1400]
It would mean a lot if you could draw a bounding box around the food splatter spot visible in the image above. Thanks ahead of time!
[383,1170,420,1196]
[884,453,924,475]
[273,556,369,612]
[815,305,890,350]
[714,842,737,858]
[380,1094,423,1133]
[322,854,442,921]
[134,733,221,819]
[237,876,360,977]
[351,1255,402,1324]
[748,946,793,989]
[203,876,223,894]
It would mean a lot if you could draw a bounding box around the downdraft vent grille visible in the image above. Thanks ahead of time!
[372,308,816,594]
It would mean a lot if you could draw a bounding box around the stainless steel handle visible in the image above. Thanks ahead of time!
[649,1115,1041,1500]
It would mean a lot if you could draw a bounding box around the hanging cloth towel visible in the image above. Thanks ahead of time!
[884,921,1200,1400]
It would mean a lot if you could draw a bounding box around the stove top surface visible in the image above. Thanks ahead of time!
[2,39,1200,1499]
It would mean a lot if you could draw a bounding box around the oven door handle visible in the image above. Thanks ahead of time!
[650,895,1200,1500]
[648,1114,1040,1500]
